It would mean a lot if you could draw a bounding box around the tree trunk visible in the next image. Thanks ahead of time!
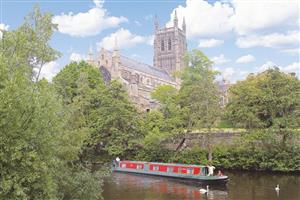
[175,138,186,151]
[207,131,213,162]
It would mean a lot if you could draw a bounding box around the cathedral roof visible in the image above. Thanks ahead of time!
[119,55,174,82]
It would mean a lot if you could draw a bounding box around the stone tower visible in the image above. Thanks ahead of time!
[153,11,187,78]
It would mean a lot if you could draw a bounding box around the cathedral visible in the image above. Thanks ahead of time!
[88,12,187,111]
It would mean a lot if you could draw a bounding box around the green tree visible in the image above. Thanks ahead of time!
[1,6,60,81]
[227,68,300,129]
[0,59,59,199]
[226,69,300,146]
[149,50,221,162]
[178,49,221,161]
[151,85,185,135]
[0,7,103,200]
[53,61,143,160]
[89,81,143,158]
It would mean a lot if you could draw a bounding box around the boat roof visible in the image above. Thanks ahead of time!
[120,160,207,168]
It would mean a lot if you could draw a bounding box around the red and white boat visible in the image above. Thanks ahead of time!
[112,160,228,184]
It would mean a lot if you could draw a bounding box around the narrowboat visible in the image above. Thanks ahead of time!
[112,160,228,184]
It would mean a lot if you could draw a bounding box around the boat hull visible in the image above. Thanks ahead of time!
[112,161,228,184]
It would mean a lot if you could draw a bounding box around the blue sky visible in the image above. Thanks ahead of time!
[1,0,299,82]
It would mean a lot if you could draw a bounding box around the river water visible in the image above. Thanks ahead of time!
[103,171,300,200]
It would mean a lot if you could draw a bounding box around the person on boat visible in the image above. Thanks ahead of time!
[207,164,215,176]
[115,157,120,167]
[217,170,223,176]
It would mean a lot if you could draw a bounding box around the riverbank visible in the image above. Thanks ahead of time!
[135,130,300,173]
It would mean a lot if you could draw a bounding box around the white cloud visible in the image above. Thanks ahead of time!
[52,1,127,37]
[70,53,88,62]
[280,48,300,55]
[98,28,153,50]
[222,67,235,80]
[198,39,224,48]
[40,61,60,81]
[258,61,278,72]
[258,61,300,76]
[236,54,256,64]
[0,23,9,31]
[282,62,300,74]
[211,54,230,65]
[167,0,234,38]
[231,0,300,35]
[0,23,9,39]
[167,0,299,38]
[93,0,104,7]
[236,31,300,48]
[134,20,142,26]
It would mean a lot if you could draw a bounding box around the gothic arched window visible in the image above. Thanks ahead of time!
[161,40,165,51]
[168,38,171,50]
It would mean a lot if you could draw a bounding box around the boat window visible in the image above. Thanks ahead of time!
[167,167,173,173]
[137,165,142,170]
[153,166,159,171]
[121,163,126,168]
[187,168,193,174]
[177,168,181,173]
[180,168,187,173]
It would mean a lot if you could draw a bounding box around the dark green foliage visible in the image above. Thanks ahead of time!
[53,61,143,160]
[148,49,221,162]
[139,53,300,173]
[226,69,300,129]
[89,80,143,158]
[135,147,173,163]
[56,167,104,200]
[217,69,300,172]
[135,146,207,166]
[216,120,234,128]
[53,61,105,105]
[179,49,221,132]
[168,146,208,164]
[0,62,59,199]
[0,6,103,200]
[213,143,300,172]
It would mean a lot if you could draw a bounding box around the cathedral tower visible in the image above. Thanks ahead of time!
[153,11,187,77]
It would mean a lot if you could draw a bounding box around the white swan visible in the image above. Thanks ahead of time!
[275,184,280,192]
[199,185,209,194]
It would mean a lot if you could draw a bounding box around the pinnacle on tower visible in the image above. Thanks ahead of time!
[173,10,178,27]
[113,36,120,61]
[114,36,118,51]
[88,45,93,61]
[154,14,159,31]
[182,17,186,33]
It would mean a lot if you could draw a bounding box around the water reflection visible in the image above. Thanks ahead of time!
[104,172,228,200]
[103,172,300,200]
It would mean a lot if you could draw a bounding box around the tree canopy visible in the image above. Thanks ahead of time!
[226,68,300,129]
[0,7,102,200]
[149,49,221,161]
